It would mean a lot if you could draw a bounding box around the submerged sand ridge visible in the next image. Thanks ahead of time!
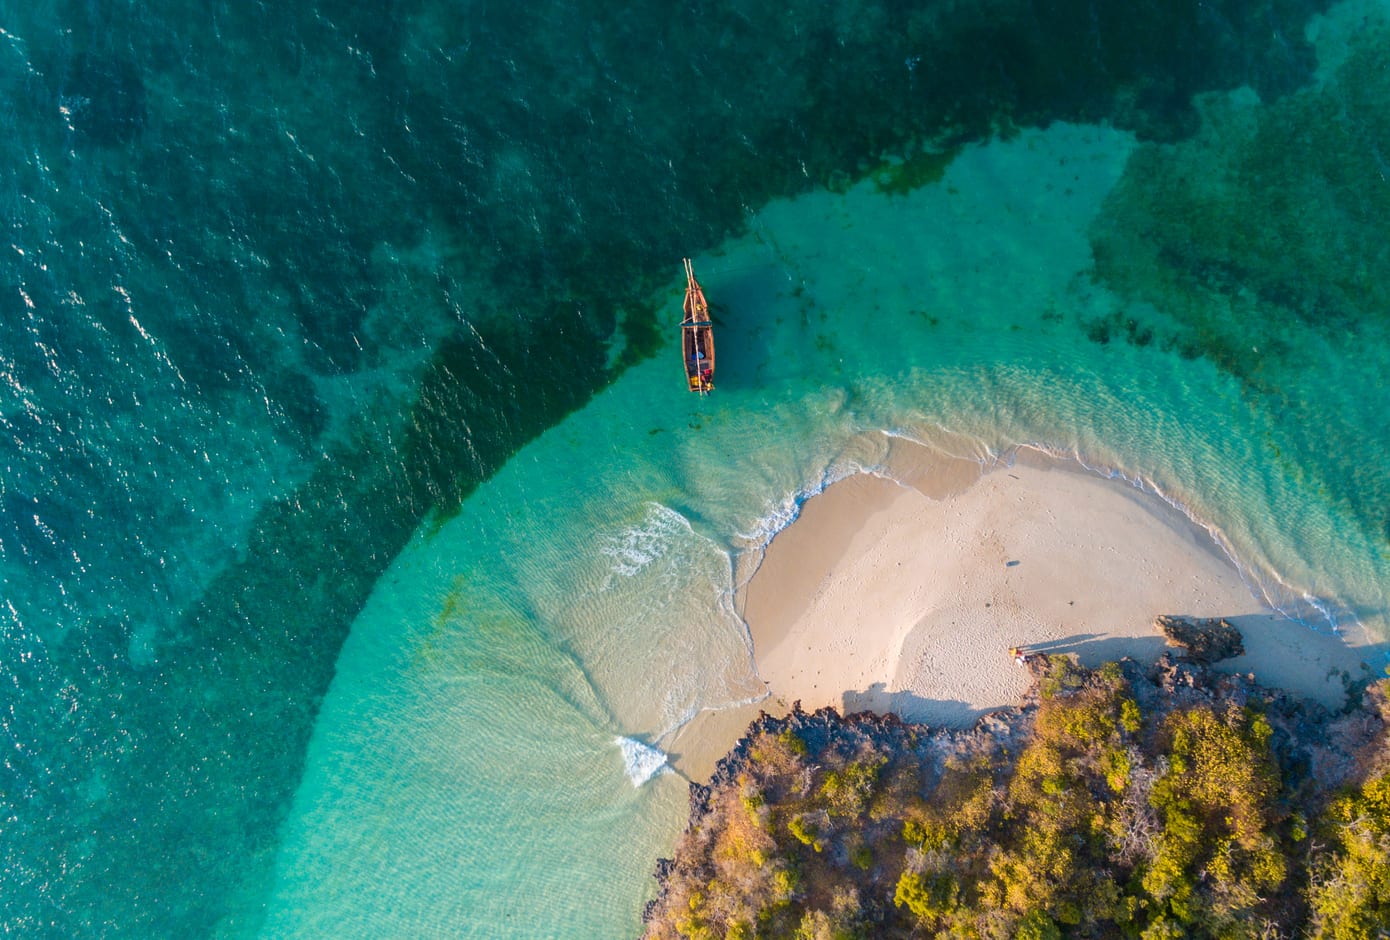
[739,447,1380,731]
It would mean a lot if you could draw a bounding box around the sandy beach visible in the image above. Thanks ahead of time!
[662,443,1384,779]
[738,443,1382,731]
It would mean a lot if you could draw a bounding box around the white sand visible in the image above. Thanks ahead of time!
[738,446,1380,730]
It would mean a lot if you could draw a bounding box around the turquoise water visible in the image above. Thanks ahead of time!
[3,0,1389,936]
[262,117,1390,937]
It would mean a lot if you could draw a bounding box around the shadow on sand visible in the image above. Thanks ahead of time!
[842,681,985,729]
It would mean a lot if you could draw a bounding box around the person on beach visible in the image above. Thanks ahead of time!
[1009,647,1027,666]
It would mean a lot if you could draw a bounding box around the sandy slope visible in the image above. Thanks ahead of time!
[741,446,1378,724]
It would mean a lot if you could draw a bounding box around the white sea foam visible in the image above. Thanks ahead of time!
[733,464,851,552]
[599,502,693,577]
[615,736,670,787]
[734,491,801,551]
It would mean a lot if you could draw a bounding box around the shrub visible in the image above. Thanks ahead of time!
[1155,706,1279,852]
[1102,746,1132,793]
[1040,654,1087,698]
[787,814,822,852]
[1142,704,1287,928]
[894,870,959,926]
[820,756,887,817]
[1306,772,1390,938]
[779,728,809,756]
[772,865,799,901]
[643,666,1390,940]
[1015,909,1062,940]
[1120,697,1143,734]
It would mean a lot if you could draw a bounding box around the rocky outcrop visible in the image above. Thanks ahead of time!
[1154,613,1246,663]
[642,654,1389,938]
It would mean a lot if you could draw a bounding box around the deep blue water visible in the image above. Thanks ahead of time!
[2,0,1388,935]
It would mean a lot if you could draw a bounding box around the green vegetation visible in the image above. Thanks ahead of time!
[1307,772,1390,936]
[644,659,1390,939]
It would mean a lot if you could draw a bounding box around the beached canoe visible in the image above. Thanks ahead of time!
[682,258,714,394]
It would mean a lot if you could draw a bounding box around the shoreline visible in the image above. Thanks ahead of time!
[666,442,1383,778]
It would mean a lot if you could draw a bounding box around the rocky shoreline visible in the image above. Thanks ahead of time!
[643,618,1389,938]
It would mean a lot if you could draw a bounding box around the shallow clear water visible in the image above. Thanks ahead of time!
[262,116,1390,936]
[2,0,1389,936]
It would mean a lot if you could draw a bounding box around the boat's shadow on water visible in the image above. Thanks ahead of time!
[703,262,791,393]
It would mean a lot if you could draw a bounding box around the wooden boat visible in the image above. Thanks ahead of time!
[681,258,714,394]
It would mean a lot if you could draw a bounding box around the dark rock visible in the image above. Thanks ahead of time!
[685,782,711,829]
[644,650,1390,938]
[1154,614,1246,663]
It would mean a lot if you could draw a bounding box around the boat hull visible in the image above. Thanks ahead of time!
[682,258,714,394]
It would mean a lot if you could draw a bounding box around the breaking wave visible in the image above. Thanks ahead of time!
[615,736,670,787]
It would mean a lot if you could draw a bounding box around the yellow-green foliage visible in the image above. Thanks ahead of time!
[820,755,887,817]
[902,756,992,851]
[1101,746,1131,793]
[1037,691,1118,748]
[987,827,1075,914]
[1139,915,1186,940]
[787,814,822,852]
[894,870,959,927]
[972,670,1144,928]
[1017,680,1132,828]
[778,728,809,756]
[1012,738,1085,821]
[791,907,862,940]
[1039,654,1087,699]
[1141,803,1202,916]
[738,773,765,816]
[771,865,799,901]
[749,728,807,775]
[644,666,1390,940]
[1014,909,1063,940]
[716,787,776,866]
[1307,772,1390,938]
[1146,704,1285,924]
[1158,706,1277,849]
[1120,697,1143,734]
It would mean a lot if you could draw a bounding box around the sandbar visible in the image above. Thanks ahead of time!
[740,445,1379,727]
[663,444,1382,780]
